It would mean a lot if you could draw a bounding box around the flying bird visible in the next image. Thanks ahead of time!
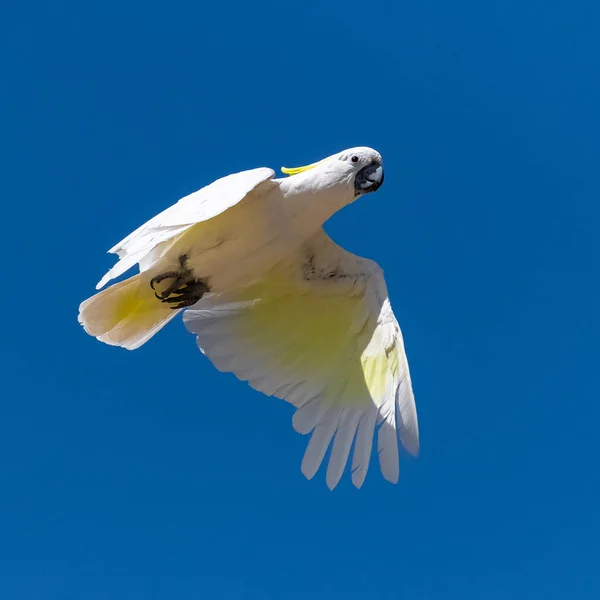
[79,147,418,489]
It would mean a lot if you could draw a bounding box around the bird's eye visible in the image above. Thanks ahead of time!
[351,155,359,163]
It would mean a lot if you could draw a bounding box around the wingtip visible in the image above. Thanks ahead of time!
[325,472,341,491]
[401,430,420,458]
[351,468,367,489]
[300,463,317,482]
[382,470,399,485]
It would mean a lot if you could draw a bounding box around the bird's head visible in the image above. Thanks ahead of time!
[281,147,384,203]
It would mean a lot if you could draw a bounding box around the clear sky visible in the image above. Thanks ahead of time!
[2,0,599,598]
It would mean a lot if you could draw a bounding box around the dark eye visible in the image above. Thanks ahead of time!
[351,155,359,163]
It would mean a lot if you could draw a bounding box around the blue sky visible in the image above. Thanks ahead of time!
[2,0,600,598]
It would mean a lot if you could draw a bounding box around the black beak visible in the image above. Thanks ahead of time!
[354,162,384,194]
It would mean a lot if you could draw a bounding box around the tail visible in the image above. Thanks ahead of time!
[78,274,180,350]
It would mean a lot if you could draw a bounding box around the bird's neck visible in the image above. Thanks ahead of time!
[276,172,355,232]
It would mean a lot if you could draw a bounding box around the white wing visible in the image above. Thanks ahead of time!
[97,167,276,289]
[183,229,418,489]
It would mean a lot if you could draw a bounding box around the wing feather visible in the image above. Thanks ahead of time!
[97,168,276,289]
[301,409,340,480]
[183,229,418,488]
[327,410,362,490]
[351,407,378,488]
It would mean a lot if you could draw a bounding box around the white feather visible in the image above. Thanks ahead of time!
[183,229,418,489]
[301,409,340,480]
[377,396,400,484]
[97,168,276,288]
[351,407,378,488]
[327,410,361,490]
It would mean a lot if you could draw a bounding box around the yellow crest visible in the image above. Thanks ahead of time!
[280,158,324,176]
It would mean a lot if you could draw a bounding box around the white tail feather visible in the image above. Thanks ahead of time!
[78,274,179,350]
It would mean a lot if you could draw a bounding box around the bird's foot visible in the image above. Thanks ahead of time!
[150,255,209,309]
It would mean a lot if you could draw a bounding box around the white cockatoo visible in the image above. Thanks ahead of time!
[79,147,418,489]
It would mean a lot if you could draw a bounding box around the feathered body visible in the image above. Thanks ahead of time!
[79,147,419,488]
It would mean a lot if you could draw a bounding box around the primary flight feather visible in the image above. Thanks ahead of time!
[79,147,419,488]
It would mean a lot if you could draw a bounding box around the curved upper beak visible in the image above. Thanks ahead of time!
[355,162,384,194]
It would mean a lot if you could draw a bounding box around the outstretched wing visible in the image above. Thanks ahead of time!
[183,229,418,489]
[97,167,276,289]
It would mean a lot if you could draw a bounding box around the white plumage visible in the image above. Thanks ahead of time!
[79,147,419,488]
[183,230,418,488]
[96,167,277,289]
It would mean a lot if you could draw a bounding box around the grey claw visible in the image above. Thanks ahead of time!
[150,254,208,309]
[150,271,180,290]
